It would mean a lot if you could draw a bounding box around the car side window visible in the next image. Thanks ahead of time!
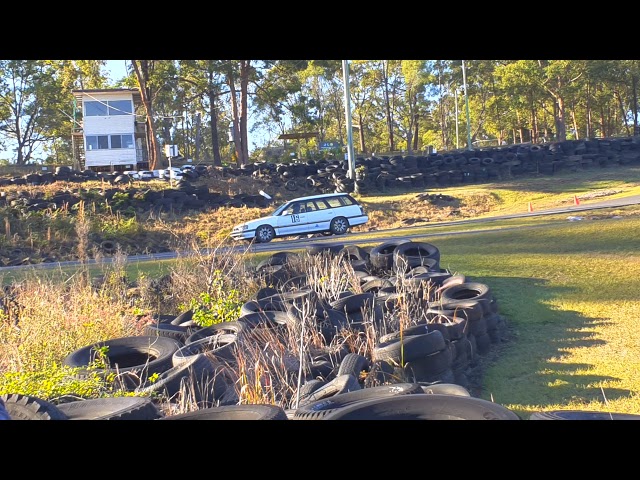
[305,201,316,212]
[326,198,343,208]
[282,205,294,215]
[315,200,329,210]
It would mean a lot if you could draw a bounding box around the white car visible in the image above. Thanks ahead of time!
[138,170,154,180]
[163,167,183,181]
[231,192,369,243]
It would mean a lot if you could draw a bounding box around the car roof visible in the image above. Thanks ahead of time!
[286,192,355,203]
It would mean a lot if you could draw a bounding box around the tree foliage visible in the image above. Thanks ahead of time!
[2,59,640,165]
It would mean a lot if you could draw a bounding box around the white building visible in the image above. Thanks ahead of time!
[71,88,149,171]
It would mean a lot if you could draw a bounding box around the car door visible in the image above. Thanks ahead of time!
[306,199,332,233]
[276,201,308,236]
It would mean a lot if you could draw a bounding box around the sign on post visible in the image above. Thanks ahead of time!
[164,145,179,157]
[319,141,341,151]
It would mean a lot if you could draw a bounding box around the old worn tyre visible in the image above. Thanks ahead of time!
[62,336,181,391]
[0,393,68,420]
[372,330,447,365]
[172,333,238,365]
[185,321,246,344]
[321,394,522,420]
[293,383,424,420]
[297,374,361,407]
[419,382,471,396]
[158,404,288,420]
[143,322,194,343]
[529,410,640,420]
[337,353,371,379]
[440,282,492,303]
[330,216,349,235]
[100,240,116,254]
[136,353,229,404]
[255,224,275,243]
[56,396,162,420]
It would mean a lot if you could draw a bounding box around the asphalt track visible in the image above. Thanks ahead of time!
[2,194,639,273]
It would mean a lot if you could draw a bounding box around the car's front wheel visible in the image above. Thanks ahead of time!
[330,217,349,235]
[255,225,276,243]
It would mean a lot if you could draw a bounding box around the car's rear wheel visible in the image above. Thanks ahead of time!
[256,225,276,243]
[330,217,349,235]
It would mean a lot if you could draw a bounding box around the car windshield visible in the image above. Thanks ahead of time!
[271,202,292,216]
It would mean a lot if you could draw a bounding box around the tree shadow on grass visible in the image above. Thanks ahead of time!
[465,275,635,419]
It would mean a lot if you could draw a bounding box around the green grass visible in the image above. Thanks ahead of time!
[410,216,640,419]
[3,166,640,418]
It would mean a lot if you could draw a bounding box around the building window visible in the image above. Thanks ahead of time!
[84,100,133,117]
[85,101,108,116]
[110,134,134,149]
[86,134,133,150]
[86,135,109,150]
[108,100,133,116]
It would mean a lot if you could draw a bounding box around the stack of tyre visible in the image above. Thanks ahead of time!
[0,238,620,420]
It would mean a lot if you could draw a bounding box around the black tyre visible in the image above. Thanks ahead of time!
[255,224,275,243]
[0,393,68,420]
[372,330,447,365]
[136,353,229,404]
[337,353,371,379]
[321,394,522,420]
[56,396,162,420]
[296,379,327,403]
[369,240,412,271]
[142,322,193,343]
[529,410,640,420]
[440,282,492,303]
[330,216,349,235]
[185,321,246,344]
[172,333,238,365]
[293,383,423,420]
[419,382,471,396]
[159,404,288,420]
[62,336,181,391]
[297,374,361,407]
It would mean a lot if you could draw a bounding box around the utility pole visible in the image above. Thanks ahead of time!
[454,87,459,149]
[462,60,472,151]
[342,60,355,180]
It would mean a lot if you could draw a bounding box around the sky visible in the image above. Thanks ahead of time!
[105,60,129,83]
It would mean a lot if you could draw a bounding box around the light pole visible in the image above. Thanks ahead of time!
[462,60,472,151]
[454,87,459,150]
[342,60,355,180]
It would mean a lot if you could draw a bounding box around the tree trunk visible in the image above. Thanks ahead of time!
[357,112,366,154]
[239,60,251,165]
[530,93,538,143]
[555,96,567,141]
[131,60,160,170]
[413,114,419,151]
[614,89,631,137]
[632,74,639,135]
[194,112,201,162]
[570,103,579,139]
[207,86,222,166]
[586,82,592,138]
[382,61,395,152]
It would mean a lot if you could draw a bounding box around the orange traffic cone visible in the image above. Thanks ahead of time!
[528,202,534,212]
[574,195,580,206]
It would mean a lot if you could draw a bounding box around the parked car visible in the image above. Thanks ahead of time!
[231,192,368,243]
[163,167,183,181]
[138,170,154,180]
[123,170,140,180]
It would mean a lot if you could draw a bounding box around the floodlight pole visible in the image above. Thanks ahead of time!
[462,60,472,151]
[342,60,356,180]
